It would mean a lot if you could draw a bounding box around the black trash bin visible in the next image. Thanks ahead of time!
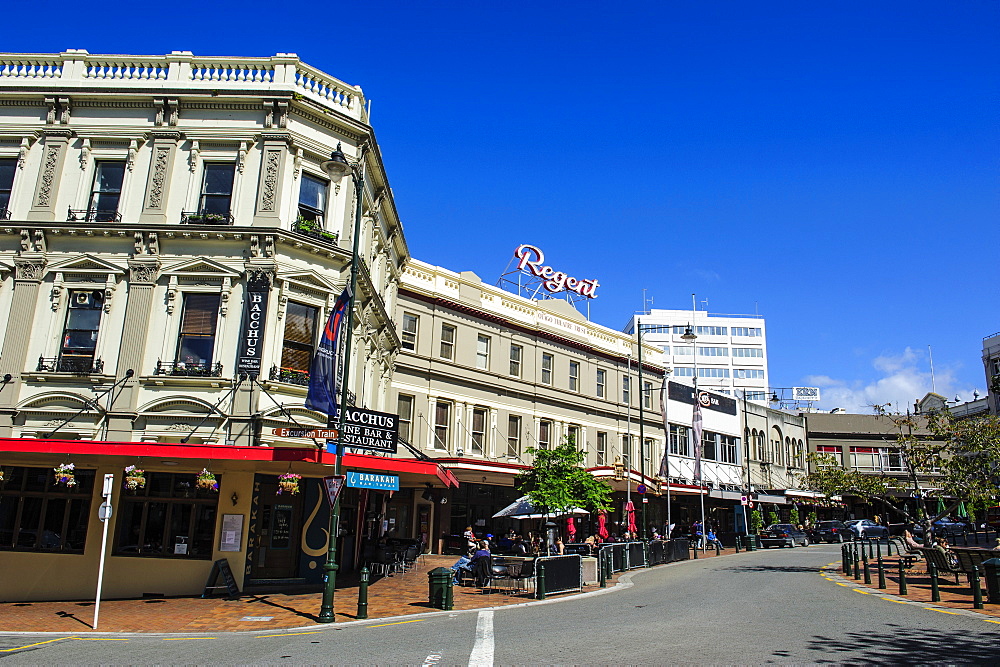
[428,567,454,610]
[982,558,1000,604]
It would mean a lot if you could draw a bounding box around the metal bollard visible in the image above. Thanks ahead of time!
[715,541,722,556]
[599,551,607,588]
[735,536,741,553]
[973,565,984,609]
[535,561,547,600]
[929,562,940,602]
[863,552,872,585]
[843,545,851,576]
[898,559,907,595]
[877,555,886,589]
[644,541,651,568]
[356,566,369,620]
[692,543,699,559]
[876,540,882,558]
[853,547,861,580]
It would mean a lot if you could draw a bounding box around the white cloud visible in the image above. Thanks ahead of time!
[804,347,981,414]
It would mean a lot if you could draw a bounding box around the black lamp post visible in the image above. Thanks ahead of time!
[317,142,365,623]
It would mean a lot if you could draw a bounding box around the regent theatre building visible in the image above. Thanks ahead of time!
[0,50,456,602]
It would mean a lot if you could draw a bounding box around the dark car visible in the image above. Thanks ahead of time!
[814,520,851,543]
[759,523,810,548]
[913,519,969,538]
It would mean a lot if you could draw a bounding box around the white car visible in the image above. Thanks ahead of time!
[844,519,888,539]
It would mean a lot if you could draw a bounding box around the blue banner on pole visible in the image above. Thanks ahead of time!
[305,285,351,417]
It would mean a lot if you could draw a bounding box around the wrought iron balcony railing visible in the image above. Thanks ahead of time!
[0,208,10,221]
[269,365,310,386]
[180,211,235,225]
[67,207,122,223]
[154,360,224,377]
[37,356,105,374]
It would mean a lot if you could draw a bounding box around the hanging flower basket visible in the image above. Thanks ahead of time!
[124,465,146,491]
[53,462,76,487]
[277,472,302,495]
[196,468,219,491]
[0,468,5,483]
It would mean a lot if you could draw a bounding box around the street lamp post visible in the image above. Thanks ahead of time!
[317,142,366,623]
[681,319,707,551]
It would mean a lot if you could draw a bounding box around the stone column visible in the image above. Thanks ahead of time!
[253,134,290,227]
[0,255,47,434]
[104,257,161,441]
[139,131,182,224]
[26,131,72,222]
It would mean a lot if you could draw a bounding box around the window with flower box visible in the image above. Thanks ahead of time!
[114,471,221,559]
[0,465,95,553]
[277,301,318,385]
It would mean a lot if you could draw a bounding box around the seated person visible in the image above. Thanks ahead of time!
[510,535,529,556]
[705,529,723,550]
[452,540,490,584]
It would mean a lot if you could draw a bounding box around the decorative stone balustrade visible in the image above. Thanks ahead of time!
[0,50,366,121]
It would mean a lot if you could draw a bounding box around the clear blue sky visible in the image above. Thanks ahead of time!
[9,1,998,412]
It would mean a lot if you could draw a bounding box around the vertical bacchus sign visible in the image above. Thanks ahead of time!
[236,271,271,376]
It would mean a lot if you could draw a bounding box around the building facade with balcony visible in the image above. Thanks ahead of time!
[390,259,753,544]
[0,50,459,602]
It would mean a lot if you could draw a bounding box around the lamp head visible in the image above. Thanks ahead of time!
[321,143,353,181]
[681,323,697,341]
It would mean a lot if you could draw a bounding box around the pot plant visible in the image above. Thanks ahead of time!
[53,462,76,487]
[124,465,146,491]
[277,472,302,495]
[196,467,219,491]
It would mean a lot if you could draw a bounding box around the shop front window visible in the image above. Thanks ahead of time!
[0,466,94,553]
[114,471,221,559]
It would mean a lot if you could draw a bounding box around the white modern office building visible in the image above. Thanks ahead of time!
[625,309,769,402]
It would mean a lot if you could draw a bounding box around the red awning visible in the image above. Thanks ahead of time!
[0,438,459,488]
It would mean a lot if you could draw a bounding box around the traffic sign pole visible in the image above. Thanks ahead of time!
[93,473,113,629]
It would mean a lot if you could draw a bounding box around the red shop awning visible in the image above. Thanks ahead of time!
[0,438,459,488]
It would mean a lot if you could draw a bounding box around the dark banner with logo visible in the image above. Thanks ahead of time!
[668,381,738,415]
[236,273,271,376]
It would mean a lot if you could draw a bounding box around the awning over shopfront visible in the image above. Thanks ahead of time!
[0,438,459,488]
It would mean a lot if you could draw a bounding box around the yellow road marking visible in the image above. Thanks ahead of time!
[367,619,425,628]
[255,631,322,638]
[853,589,870,594]
[837,582,850,586]
[162,637,217,640]
[76,638,130,641]
[0,637,71,652]
[882,597,907,603]
[983,619,1000,624]
[923,608,959,615]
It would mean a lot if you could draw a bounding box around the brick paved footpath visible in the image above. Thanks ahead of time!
[2,551,731,634]
[827,550,1000,618]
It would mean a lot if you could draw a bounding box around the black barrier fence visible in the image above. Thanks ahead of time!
[537,554,583,595]
[563,543,594,557]
[627,542,646,569]
[649,540,666,565]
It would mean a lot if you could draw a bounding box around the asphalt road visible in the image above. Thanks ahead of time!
[3,544,999,665]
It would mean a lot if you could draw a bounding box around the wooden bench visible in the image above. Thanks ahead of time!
[888,537,921,569]
[919,546,964,584]
[952,547,1000,580]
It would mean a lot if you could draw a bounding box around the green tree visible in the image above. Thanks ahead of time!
[929,412,1000,505]
[789,506,800,526]
[765,507,777,526]
[750,509,763,533]
[515,437,613,517]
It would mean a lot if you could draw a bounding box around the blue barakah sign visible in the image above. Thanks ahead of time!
[345,472,400,491]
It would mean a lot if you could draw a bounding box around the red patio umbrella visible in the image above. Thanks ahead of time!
[597,511,609,540]
[625,501,637,535]
[566,516,576,541]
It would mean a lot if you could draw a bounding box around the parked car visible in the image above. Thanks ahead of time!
[759,524,810,548]
[912,519,969,538]
[844,519,889,539]
[814,520,851,543]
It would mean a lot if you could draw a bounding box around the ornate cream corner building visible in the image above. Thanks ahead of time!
[0,50,464,601]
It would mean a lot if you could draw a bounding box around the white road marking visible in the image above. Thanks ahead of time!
[468,609,494,667]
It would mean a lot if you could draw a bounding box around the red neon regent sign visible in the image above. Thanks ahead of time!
[514,244,600,299]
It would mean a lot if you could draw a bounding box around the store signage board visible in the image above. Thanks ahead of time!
[667,381,738,416]
[272,428,339,439]
[514,244,599,299]
[345,472,400,491]
[325,407,399,454]
[236,273,271,376]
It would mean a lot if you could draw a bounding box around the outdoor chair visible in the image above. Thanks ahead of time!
[400,544,420,573]
[507,557,536,595]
